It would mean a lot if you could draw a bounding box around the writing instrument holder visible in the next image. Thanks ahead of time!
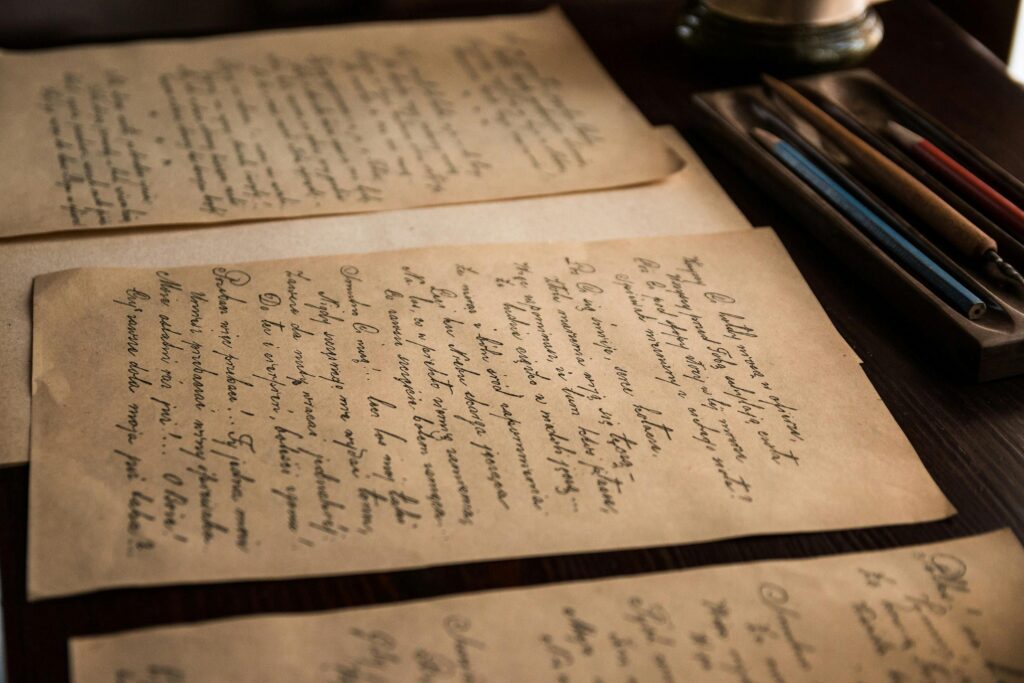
[693,69,1024,381]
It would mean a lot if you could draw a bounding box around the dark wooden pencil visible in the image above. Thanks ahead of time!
[887,120,1024,241]
[761,75,993,257]
[746,99,994,306]
[753,127,987,319]
[761,74,1024,286]
[886,94,1024,208]
[748,101,923,246]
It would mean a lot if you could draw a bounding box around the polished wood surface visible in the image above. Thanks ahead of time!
[3,1,1023,680]
[930,0,1020,61]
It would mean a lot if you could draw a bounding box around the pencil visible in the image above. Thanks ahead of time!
[761,74,1024,287]
[886,94,1024,207]
[886,120,1024,241]
[749,101,926,248]
[747,100,990,301]
[752,127,987,319]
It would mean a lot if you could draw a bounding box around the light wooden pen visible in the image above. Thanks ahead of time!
[761,74,1024,287]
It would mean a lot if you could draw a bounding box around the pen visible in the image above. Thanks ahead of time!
[762,74,1024,287]
[748,100,993,308]
[752,127,987,319]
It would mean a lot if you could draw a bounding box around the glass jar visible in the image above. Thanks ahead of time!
[677,0,884,70]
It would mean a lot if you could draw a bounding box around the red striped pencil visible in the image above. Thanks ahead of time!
[886,120,1024,240]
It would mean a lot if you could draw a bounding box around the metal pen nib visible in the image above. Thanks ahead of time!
[984,249,1024,288]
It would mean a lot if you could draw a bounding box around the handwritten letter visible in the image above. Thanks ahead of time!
[0,126,747,467]
[70,530,1024,681]
[29,230,951,598]
[0,9,677,239]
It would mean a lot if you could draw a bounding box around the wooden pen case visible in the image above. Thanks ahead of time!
[692,69,1024,381]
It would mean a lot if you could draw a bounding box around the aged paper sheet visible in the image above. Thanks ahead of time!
[0,127,749,467]
[0,8,679,239]
[70,530,1024,681]
[28,229,950,599]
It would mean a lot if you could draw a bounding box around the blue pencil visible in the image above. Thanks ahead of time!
[752,128,987,320]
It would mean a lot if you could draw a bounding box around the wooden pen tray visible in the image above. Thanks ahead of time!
[693,69,1024,381]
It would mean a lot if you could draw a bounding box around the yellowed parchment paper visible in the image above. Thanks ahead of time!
[70,530,1024,681]
[0,127,749,468]
[0,7,679,239]
[28,229,950,599]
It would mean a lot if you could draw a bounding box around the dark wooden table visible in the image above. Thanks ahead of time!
[3,1,1023,680]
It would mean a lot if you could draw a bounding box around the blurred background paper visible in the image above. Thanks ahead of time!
[0,8,678,239]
